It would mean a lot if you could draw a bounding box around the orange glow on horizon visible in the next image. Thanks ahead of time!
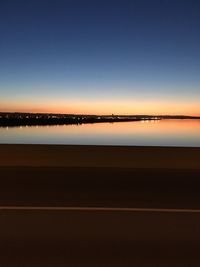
[0,100,199,116]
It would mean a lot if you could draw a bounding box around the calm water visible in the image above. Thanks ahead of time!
[0,120,200,147]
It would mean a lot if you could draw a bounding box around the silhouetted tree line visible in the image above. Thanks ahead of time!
[0,116,142,127]
[1,113,199,127]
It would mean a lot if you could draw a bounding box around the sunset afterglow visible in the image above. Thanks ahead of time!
[0,99,199,116]
[0,1,200,116]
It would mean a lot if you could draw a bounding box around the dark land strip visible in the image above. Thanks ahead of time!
[1,112,200,127]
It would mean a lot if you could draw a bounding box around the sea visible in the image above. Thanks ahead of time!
[0,119,200,147]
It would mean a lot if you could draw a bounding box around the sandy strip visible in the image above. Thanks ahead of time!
[0,144,200,169]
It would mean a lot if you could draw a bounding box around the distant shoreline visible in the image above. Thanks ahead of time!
[0,112,200,127]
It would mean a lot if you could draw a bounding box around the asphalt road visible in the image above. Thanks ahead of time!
[0,167,200,266]
[0,145,200,266]
[1,166,200,209]
[0,208,200,266]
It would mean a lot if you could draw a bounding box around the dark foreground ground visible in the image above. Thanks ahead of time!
[1,209,200,266]
[1,167,200,209]
[0,145,200,266]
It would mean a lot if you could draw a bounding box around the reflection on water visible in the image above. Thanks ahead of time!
[0,120,200,147]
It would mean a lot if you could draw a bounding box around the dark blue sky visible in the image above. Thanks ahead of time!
[0,0,200,114]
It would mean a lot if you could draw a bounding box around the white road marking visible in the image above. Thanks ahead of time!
[0,206,200,213]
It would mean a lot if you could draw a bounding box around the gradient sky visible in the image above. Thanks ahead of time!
[0,0,200,115]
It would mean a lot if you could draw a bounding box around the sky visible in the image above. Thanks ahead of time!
[0,0,200,115]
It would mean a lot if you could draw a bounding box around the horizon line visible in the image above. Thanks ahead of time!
[0,111,200,117]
